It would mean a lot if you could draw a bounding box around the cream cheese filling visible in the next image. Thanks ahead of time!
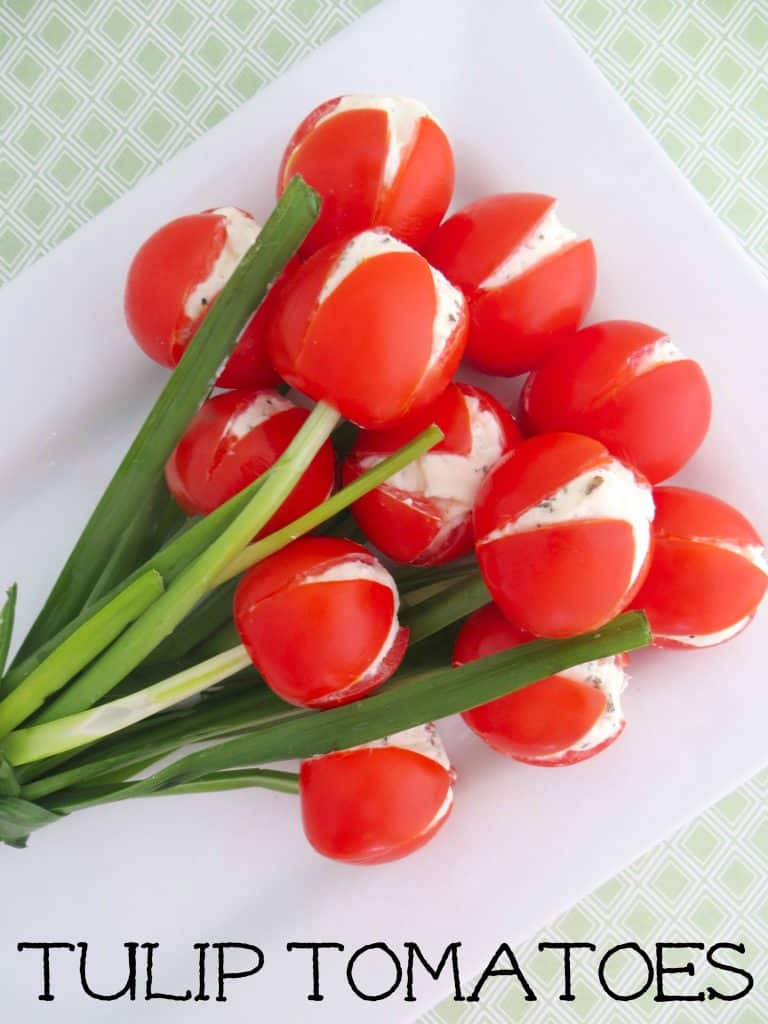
[226,392,295,440]
[479,207,579,291]
[317,229,464,375]
[184,207,261,319]
[312,94,433,189]
[481,461,654,588]
[300,559,400,685]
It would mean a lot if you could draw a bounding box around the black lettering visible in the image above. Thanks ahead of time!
[538,942,596,1001]
[286,942,345,1001]
[706,943,754,1001]
[142,942,191,1001]
[467,944,536,1003]
[78,942,137,1001]
[346,943,402,1002]
[405,942,464,1002]
[654,943,704,1002]
[17,943,75,1002]
[598,943,653,1001]
[194,943,210,1002]
[213,943,264,1002]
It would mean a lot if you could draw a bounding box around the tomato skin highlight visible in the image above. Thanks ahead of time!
[269,230,468,429]
[425,193,596,376]
[124,208,283,389]
[300,743,452,864]
[279,95,454,256]
[343,383,521,565]
[164,389,335,537]
[520,320,712,483]
[474,433,654,638]
[631,487,768,648]
[453,604,627,765]
[234,537,407,708]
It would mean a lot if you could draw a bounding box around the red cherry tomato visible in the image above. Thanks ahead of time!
[165,389,335,536]
[234,537,408,708]
[630,487,767,649]
[269,229,468,428]
[343,382,521,565]
[278,95,454,257]
[453,603,628,765]
[300,725,453,864]
[520,320,712,483]
[124,206,283,389]
[425,193,596,376]
[474,433,654,638]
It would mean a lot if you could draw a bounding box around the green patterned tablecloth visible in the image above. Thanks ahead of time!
[1,1,766,1020]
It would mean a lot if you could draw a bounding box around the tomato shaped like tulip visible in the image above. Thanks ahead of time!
[630,487,768,649]
[268,228,468,429]
[125,206,282,389]
[165,389,335,536]
[300,724,454,864]
[474,433,654,638]
[453,603,629,765]
[425,193,596,376]
[278,94,454,256]
[343,382,521,565]
[520,320,712,484]
[234,537,408,708]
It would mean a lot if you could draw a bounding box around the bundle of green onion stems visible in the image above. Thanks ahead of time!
[0,178,650,848]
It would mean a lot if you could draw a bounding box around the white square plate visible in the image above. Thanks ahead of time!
[1,1,766,1020]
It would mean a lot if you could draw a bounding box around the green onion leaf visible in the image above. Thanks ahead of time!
[100,611,651,799]
[0,584,17,679]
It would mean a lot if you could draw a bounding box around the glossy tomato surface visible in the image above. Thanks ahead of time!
[520,320,712,483]
[343,382,521,565]
[269,230,468,428]
[453,604,618,765]
[631,487,767,648]
[300,746,452,864]
[279,95,454,256]
[165,389,335,536]
[234,537,407,707]
[474,433,654,637]
[125,208,282,389]
[426,193,596,376]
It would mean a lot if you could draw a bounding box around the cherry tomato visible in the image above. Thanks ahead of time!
[343,382,521,565]
[453,603,628,765]
[268,228,468,428]
[630,487,768,649]
[520,320,712,483]
[300,724,454,864]
[474,433,654,638]
[278,94,454,257]
[124,206,283,389]
[165,389,335,536]
[234,537,408,708]
[425,193,596,376]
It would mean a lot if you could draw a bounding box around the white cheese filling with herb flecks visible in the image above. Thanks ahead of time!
[480,207,579,291]
[184,207,261,319]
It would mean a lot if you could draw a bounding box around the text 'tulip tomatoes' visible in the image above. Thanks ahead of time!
[278,94,454,256]
[268,228,468,429]
[631,487,768,649]
[343,382,521,565]
[124,206,282,389]
[425,193,596,376]
[520,320,712,484]
[474,433,654,638]
[300,724,454,864]
[165,389,335,535]
[234,537,408,708]
[453,603,629,765]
